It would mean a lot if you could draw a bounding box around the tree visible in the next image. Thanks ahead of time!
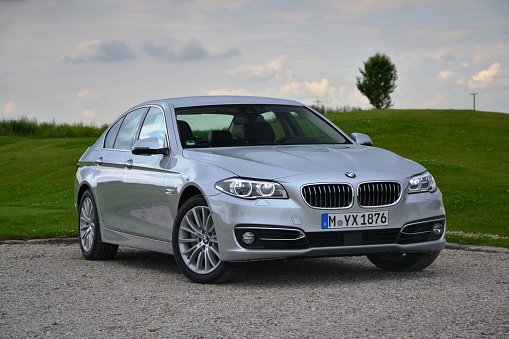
[356,52,398,110]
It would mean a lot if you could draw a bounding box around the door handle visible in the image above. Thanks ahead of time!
[95,157,103,166]
[124,159,133,169]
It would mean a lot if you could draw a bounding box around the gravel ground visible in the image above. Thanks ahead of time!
[1,242,508,338]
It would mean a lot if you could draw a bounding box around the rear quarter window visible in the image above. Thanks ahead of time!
[104,118,123,149]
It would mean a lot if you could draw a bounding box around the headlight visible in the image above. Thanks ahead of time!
[215,178,288,199]
[407,172,437,193]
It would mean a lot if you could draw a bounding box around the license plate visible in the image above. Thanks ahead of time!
[321,211,389,228]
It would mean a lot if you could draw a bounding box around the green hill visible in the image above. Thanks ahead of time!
[329,109,509,248]
[1,109,508,248]
[0,137,97,239]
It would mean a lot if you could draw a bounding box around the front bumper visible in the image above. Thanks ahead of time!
[207,187,446,262]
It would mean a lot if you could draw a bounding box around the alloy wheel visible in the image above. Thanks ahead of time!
[79,196,96,252]
[177,205,220,274]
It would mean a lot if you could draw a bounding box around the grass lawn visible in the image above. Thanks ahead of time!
[0,137,96,239]
[0,109,508,248]
[330,109,509,248]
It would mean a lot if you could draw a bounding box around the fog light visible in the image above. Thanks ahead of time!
[432,223,444,236]
[242,231,256,245]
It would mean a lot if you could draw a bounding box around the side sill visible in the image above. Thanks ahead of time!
[102,226,173,255]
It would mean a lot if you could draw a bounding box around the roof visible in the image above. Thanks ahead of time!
[160,96,303,108]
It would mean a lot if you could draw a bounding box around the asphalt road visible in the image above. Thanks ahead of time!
[1,242,508,338]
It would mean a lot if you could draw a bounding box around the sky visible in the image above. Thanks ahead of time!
[1,0,508,125]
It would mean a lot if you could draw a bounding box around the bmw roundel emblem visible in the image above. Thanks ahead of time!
[345,172,356,178]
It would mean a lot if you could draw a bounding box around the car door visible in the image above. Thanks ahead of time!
[120,106,174,240]
[95,107,146,233]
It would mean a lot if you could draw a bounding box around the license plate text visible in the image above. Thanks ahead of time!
[321,211,389,228]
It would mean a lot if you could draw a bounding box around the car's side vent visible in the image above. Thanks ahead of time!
[358,182,402,207]
[301,184,353,209]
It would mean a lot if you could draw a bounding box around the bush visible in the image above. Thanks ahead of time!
[310,105,364,114]
[0,116,107,138]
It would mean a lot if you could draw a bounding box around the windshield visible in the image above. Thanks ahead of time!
[175,104,350,148]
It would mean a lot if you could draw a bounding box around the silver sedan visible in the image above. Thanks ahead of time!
[75,96,446,283]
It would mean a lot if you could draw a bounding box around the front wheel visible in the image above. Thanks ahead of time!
[172,195,247,283]
[367,251,441,272]
[78,189,118,260]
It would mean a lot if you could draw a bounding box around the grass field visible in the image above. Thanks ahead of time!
[0,137,96,239]
[1,109,508,248]
[329,109,509,248]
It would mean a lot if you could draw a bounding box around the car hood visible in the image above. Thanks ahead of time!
[183,145,426,180]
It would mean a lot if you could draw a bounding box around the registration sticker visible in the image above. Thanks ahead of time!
[321,211,389,229]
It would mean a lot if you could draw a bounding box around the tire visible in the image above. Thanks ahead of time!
[172,195,248,284]
[78,189,118,260]
[367,251,441,272]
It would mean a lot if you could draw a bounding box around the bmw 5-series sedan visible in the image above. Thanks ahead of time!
[75,96,446,283]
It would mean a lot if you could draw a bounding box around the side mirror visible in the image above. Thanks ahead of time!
[132,138,169,155]
[351,133,373,146]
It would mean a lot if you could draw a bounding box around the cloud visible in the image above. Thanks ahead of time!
[423,93,447,108]
[438,52,457,63]
[228,64,276,81]
[227,56,293,82]
[144,37,240,61]
[280,79,330,97]
[176,37,207,60]
[64,40,136,63]
[305,79,330,96]
[81,109,96,119]
[208,88,250,96]
[3,101,16,115]
[439,70,453,79]
[427,51,458,64]
[77,89,91,98]
[318,0,407,16]
[469,63,501,88]
[213,47,241,59]
[173,0,251,11]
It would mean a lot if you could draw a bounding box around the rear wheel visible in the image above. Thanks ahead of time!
[367,251,441,272]
[172,195,247,283]
[78,189,118,260]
